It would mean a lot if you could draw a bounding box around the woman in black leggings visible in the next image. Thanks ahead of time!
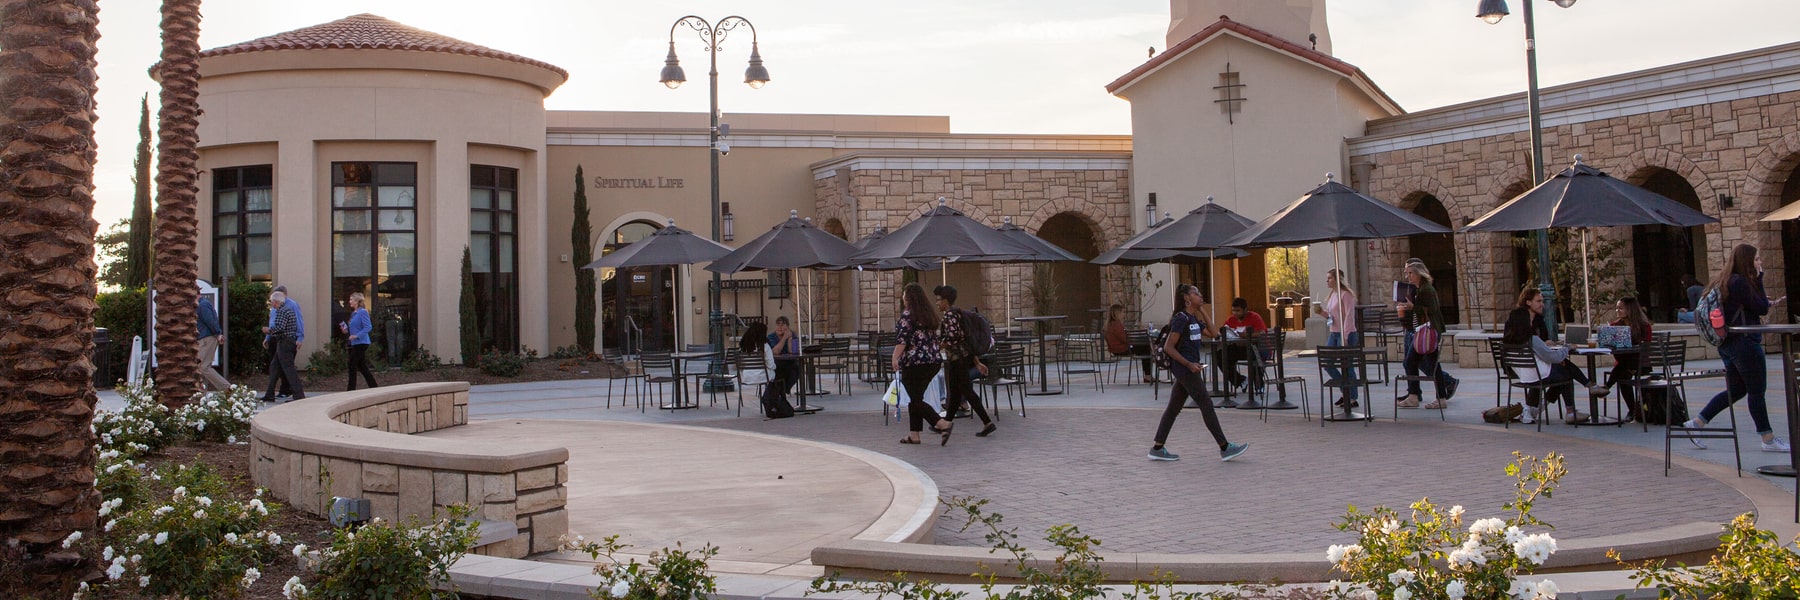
[1149,284,1248,462]
[894,282,953,445]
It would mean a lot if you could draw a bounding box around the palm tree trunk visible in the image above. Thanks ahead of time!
[0,0,105,585]
[152,0,204,404]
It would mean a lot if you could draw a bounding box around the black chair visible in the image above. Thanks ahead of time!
[1058,335,1106,393]
[1249,330,1307,422]
[638,352,680,413]
[1632,337,1738,476]
[1391,338,1447,422]
[1497,344,1572,431]
[813,338,853,395]
[1314,347,1370,427]
[1356,306,1395,385]
[976,346,1028,417]
[1485,338,1524,427]
[733,348,769,417]
[599,348,636,410]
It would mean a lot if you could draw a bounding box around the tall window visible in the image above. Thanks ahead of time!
[470,165,518,352]
[213,165,273,281]
[331,162,417,364]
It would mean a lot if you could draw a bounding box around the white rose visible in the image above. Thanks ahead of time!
[153,532,168,545]
[609,580,631,598]
[1394,587,1412,600]
[1445,580,1466,600]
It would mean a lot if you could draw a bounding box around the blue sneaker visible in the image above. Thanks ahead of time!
[1220,442,1249,462]
[1147,447,1179,461]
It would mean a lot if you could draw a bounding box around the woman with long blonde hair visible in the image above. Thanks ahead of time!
[340,292,378,390]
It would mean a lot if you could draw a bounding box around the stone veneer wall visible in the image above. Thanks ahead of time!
[1356,92,1800,326]
[248,383,569,558]
[814,167,1136,332]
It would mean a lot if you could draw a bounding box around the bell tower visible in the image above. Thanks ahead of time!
[1166,0,1332,55]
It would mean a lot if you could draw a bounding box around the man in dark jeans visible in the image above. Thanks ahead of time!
[933,286,996,437]
[260,290,306,402]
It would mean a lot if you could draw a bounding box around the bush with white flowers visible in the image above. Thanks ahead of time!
[172,384,262,443]
[564,534,721,600]
[1322,452,1566,600]
[287,505,479,600]
[90,462,283,598]
[92,379,183,458]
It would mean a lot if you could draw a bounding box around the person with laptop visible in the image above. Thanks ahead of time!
[1597,297,1653,422]
[1503,287,1608,424]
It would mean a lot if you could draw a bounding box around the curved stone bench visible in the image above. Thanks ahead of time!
[249,382,569,558]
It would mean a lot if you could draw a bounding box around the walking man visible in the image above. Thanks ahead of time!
[196,294,231,392]
[261,290,305,402]
[264,285,304,398]
[934,286,996,437]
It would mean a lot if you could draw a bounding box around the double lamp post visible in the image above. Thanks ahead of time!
[1478,0,1577,337]
[661,16,769,378]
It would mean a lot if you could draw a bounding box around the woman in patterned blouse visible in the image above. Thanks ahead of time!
[893,282,952,445]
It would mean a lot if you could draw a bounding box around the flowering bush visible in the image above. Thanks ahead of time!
[173,384,262,443]
[93,446,156,516]
[1620,512,1800,598]
[93,378,182,457]
[1322,452,1566,600]
[288,505,480,600]
[564,535,721,600]
[92,462,283,598]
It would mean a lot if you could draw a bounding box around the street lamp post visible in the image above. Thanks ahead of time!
[1479,0,1576,338]
[661,16,769,380]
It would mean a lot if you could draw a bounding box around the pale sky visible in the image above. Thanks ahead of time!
[88,0,1800,231]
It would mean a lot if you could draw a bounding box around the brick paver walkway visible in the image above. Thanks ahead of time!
[700,406,1751,553]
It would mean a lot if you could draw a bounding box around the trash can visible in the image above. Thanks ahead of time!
[92,327,113,386]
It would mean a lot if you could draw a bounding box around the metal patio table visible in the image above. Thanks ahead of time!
[1570,346,1631,427]
[1728,324,1800,522]
[1013,315,1067,395]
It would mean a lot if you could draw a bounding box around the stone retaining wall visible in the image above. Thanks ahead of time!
[248,382,570,558]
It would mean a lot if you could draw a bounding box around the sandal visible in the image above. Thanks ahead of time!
[939,422,954,446]
[1422,400,1448,410]
[899,437,921,445]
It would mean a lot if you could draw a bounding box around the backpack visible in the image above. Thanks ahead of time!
[960,309,994,356]
[760,385,796,419]
[1693,286,1727,347]
[1151,327,1173,370]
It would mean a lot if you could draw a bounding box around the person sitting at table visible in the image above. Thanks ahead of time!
[1104,304,1154,383]
[766,316,801,399]
[1599,297,1652,422]
[1503,287,1607,424]
[1217,297,1267,390]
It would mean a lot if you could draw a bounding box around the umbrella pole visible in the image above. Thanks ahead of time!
[1581,228,1592,327]
[1207,253,1218,324]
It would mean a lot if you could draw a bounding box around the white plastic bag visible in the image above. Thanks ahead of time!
[883,378,903,406]
[884,373,945,414]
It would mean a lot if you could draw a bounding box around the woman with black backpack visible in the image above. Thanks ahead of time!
[1682,243,1790,452]
[1148,283,1248,463]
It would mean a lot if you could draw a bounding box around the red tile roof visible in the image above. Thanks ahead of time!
[200,13,568,80]
[1105,16,1400,112]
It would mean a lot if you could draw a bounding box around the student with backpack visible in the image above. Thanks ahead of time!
[1682,244,1790,452]
[934,285,996,437]
[1148,283,1248,462]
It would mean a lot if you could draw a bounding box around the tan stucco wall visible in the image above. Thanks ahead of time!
[1120,34,1393,321]
[196,61,553,361]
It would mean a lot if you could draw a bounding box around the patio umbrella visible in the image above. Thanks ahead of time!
[706,211,861,349]
[825,227,938,330]
[849,197,1039,287]
[583,220,733,353]
[1122,197,1257,322]
[1462,156,1719,323]
[990,217,1084,323]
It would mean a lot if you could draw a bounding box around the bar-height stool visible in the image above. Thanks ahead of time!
[1314,347,1370,426]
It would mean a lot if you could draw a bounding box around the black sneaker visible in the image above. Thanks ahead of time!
[1443,377,1460,400]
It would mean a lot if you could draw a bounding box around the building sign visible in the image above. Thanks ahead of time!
[594,176,685,189]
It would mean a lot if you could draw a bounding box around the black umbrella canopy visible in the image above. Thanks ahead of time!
[849,198,1038,263]
[992,217,1084,263]
[821,227,940,271]
[1463,156,1720,232]
[706,210,860,274]
[1134,196,1258,251]
[1224,175,1451,248]
[581,220,733,270]
[1092,212,1246,266]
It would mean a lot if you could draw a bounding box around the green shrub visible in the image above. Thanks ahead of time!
[93,463,282,599]
[478,348,529,377]
[1623,513,1800,598]
[94,379,182,458]
[95,286,148,382]
[224,279,273,378]
[172,385,262,444]
[401,347,443,372]
[565,535,720,600]
[549,344,590,360]
[287,506,479,600]
[306,343,347,379]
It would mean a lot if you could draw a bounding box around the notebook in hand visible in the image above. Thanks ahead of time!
[1392,281,1417,303]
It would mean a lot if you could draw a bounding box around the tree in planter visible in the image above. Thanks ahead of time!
[151,0,206,404]
[572,165,596,354]
[460,246,481,366]
[1026,263,1060,333]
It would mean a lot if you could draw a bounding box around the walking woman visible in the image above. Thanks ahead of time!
[894,282,953,445]
[1320,268,1360,406]
[1682,244,1791,452]
[340,292,378,390]
[1396,262,1459,409]
[1602,297,1652,421]
[1149,283,1248,462]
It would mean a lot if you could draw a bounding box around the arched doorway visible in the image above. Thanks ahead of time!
[1631,169,1707,321]
[601,220,676,353]
[1036,212,1104,330]
[821,218,857,334]
[1405,193,1460,324]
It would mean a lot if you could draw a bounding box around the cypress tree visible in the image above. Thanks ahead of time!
[572,165,596,353]
[125,94,153,287]
[460,246,480,365]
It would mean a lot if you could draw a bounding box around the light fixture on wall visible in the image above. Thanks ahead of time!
[722,202,735,241]
[1145,192,1158,228]
[1719,193,1735,209]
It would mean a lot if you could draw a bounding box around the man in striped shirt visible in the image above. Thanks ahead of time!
[261,291,306,402]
